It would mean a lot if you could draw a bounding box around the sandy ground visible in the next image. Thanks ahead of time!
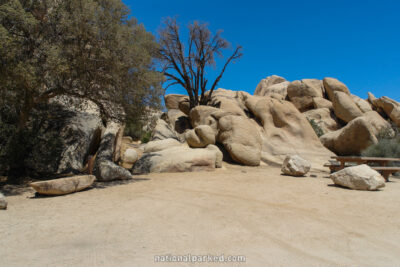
[1,165,400,267]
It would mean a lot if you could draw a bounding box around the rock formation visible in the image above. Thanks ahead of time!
[330,165,385,190]
[281,155,311,177]
[30,175,96,195]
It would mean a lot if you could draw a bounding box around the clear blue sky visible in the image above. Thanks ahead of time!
[124,0,400,101]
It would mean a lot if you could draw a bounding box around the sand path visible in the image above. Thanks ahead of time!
[1,165,400,266]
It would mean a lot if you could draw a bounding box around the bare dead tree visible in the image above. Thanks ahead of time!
[158,18,243,109]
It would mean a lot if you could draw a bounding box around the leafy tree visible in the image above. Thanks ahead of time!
[0,0,163,177]
[158,18,242,109]
[0,0,163,131]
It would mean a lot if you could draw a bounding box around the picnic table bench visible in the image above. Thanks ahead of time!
[324,156,400,181]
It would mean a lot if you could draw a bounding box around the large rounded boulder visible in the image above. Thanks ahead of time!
[331,91,363,123]
[323,77,351,101]
[320,117,378,155]
[217,115,262,166]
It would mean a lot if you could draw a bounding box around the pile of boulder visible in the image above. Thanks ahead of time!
[255,76,398,156]
[23,75,400,186]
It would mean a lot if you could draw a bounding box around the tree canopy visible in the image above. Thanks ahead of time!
[0,0,163,129]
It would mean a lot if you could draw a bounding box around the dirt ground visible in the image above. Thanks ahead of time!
[1,164,400,266]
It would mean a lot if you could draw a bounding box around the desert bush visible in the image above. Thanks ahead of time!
[141,132,152,144]
[362,126,400,176]
[308,119,325,137]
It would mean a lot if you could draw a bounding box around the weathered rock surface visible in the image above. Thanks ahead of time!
[245,96,334,166]
[208,89,249,117]
[189,106,221,133]
[323,77,351,101]
[94,122,132,181]
[313,97,333,109]
[167,109,191,135]
[254,75,287,98]
[24,97,103,176]
[332,91,363,122]
[255,78,289,100]
[144,138,182,153]
[217,115,262,166]
[132,146,219,174]
[362,111,394,136]
[370,95,400,127]
[304,108,341,134]
[97,161,132,181]
[290,96,314,112]
[330,165,385,191]
[152,119,181,141]
[205,144,223,168]
[164,94,189,110]
[287,79,324,99]
[0,192,7,210]
[186,125,216,148]
[351,94,373,113]
[320,117,378,155]
[121,149,139,169]
[30,175,96,195]
[281,155,311,176]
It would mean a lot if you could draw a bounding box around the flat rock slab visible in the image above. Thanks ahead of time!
[30,175,96,196]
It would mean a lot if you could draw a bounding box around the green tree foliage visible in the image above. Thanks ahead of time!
[0,0,163,176]
[0,0,163,129]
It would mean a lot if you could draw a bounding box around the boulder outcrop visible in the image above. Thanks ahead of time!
[331,91,363,123]
[186,125,216,148]
[164,94,189,110]
[313,97,333,109]
[304,108,341,134]
[245,95,334,166]
[281,155,311,177]
[323,77,351,101]
[254,75,287,99]
[144,138,182,153]
[330,165,385,191]
[320,117,378,155]
[30,175,96,195]
[94,122,132,181]
[132,146,221,174]
[217,115,262,166]
[351,94,372,113]
[24,97,104,176]
[370,94,400,127]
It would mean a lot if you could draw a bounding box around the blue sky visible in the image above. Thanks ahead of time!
[124,0,400,101]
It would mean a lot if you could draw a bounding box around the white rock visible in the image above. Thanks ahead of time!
[0,193,7,210]
[123,149,139,164]
[144,138,182,153]
[330,164,385,191]
[281,155,311,176]
[133,146,219,174]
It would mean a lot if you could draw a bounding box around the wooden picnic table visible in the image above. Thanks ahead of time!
[327,156,400,181]
[331,156,400,168]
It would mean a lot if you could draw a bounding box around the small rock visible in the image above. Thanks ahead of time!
[281,155,311,177]
[0,193,7,210]
[330,164,385,191]
[30,175,96,196]
[121,149,139,169]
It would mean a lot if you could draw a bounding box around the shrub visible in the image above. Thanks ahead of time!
[362,127,400,176]
[141,131,152,144]
[308,118,325,137]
